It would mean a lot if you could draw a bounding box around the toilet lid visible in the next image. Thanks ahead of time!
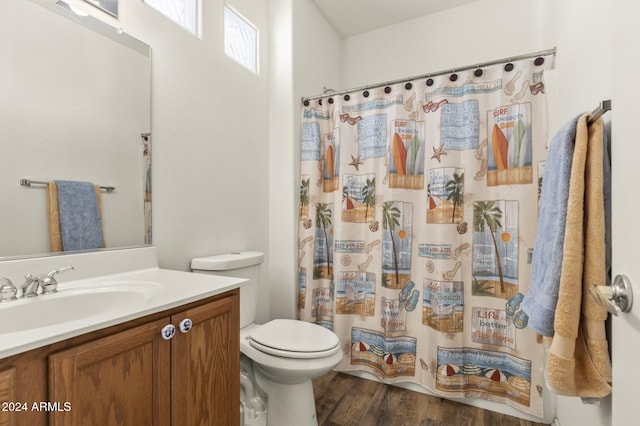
[248,319,341,359]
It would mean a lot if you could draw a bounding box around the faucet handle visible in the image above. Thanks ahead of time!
[47,266,75,279]
[41,266,75,294]
[18,274,38,298]
[0,278,17,302]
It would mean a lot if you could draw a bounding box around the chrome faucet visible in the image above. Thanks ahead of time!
[18,266,75,297]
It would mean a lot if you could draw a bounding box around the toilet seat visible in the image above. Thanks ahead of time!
[248,319,341,359]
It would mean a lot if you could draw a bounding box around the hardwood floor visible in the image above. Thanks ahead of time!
[313,371,549,426]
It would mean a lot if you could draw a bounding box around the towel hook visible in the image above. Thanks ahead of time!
[589,275,633,316]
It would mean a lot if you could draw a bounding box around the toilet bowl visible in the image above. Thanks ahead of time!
[191,251,343,426]
[241,320,343,425]
[242,320,342,384]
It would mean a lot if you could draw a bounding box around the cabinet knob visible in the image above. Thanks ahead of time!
[179,318,193,333]
[161,324,176,340]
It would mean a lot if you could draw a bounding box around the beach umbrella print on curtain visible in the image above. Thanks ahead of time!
[352,341,370,352]
[485,368,508,382]
[438,364,461,376]
[428,194,442,210]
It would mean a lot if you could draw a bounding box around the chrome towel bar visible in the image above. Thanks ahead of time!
[20,179,115,193]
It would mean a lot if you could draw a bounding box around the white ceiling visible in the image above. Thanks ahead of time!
[312,0,479,38]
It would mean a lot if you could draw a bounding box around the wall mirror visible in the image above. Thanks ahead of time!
[0,0,151,259]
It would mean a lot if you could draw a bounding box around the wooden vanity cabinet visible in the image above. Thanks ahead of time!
[0,289,239,426]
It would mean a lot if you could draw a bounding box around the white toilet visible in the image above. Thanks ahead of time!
[191,251,343,426]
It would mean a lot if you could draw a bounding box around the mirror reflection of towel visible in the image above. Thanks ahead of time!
[48,180,105,252]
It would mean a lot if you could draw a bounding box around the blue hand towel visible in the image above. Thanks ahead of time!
[521,114,582,336]
[55,180,104,251]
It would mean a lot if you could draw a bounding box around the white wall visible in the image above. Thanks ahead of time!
[268,0,296,320]
[267,0,343,320]
[58,0,339,325]
[58,0,273,323]
[342,0,546,90]
[18,0,338,329]
[318,0,613,424]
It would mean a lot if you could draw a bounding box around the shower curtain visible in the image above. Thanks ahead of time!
[298,54,553,417]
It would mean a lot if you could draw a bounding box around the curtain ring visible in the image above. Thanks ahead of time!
[384,86,392,94]
[318,99,323,105]
[504,62,514,72]
[534,57,545,66]
[405,82,413,90]
[449,73,458,82]
[344,94,350,101]
[328,97,334,104]
[474,68,483,77]
[363,90,370,97]
[426,78,434,87]
[303,100,310,106]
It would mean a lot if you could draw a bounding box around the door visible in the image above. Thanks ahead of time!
[49,318,171,426]
[611,1,640,424]
[171,293,240,426]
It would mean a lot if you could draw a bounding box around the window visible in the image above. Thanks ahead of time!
[144,0,198,35]
[224,5,258,74]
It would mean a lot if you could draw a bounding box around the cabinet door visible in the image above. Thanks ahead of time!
[172,293,240,426]
[0,368,16,426]
[49,318,172,426]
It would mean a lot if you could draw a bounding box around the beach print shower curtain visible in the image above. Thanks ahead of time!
[298,55,553,417]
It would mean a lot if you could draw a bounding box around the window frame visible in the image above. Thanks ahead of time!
[223,4,259,75]
[143,0,201,37]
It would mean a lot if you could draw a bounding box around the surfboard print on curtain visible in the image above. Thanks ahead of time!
[488,103,533,186]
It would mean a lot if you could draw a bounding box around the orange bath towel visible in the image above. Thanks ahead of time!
[543,114,612,398]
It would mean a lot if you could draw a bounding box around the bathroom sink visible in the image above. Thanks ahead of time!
[0,281,161,333]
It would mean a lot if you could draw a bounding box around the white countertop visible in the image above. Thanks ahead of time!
[0,247,246,359]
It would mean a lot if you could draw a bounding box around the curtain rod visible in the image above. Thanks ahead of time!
[20,179,115,193]
[302,47,557,103]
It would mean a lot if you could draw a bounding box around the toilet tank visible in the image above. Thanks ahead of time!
[191,251,264,328]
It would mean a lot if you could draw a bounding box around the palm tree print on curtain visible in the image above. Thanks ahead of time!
[298,54,552,417]
[472,200,519,299]
[427,168,464,224]
[342,174,376,223]
[300,176,310,219]
[382,201,412,289]
[446,172,464,223]
[361,177,376,221]
[314,203,334,280]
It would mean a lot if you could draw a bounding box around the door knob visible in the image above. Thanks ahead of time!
[589,274,633,316]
